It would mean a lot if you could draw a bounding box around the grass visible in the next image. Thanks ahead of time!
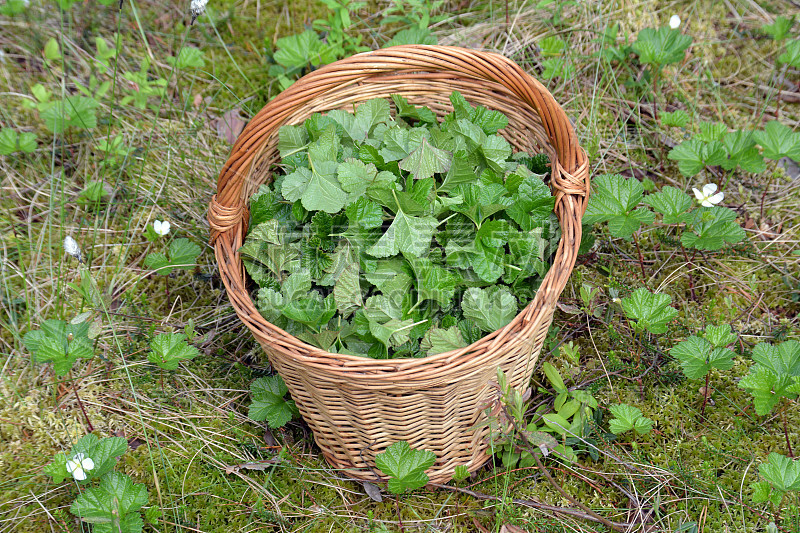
[1,0,799,531]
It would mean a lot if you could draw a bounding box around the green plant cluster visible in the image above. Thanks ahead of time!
[44,435,149,533]
[240,91,557,359]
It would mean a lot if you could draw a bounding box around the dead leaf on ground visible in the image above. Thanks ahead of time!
[500,525,528,533]
[362,481,383,502]
[214,108,247,144]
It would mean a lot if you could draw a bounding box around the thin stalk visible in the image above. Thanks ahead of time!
[780,403,794,458]
[68,370,94,432]
[700,372,710,416]
[631,231,647,279]
[680,245,697,301]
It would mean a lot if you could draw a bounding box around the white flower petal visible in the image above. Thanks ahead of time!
[161,221,171,235]
[702,183,718,196]
[669,15,681,29]
[72,467,87,481]
[80,457,95,471]
[65,458,80,473]
[692,188,703,201]
[63,236,82,260]
[701,199,713,207]
[708,191,724,205]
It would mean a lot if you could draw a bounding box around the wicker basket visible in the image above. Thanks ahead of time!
[208,45,589,484]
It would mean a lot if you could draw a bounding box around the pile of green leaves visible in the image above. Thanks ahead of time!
[240,92,558,359]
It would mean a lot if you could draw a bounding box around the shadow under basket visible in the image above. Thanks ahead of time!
[208,45,590,484]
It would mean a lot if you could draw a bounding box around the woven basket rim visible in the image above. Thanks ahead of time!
[209,45,589,371]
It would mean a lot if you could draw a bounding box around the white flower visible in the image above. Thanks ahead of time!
[153,220,171,236]
[669,15,681,29]
[190,0,208,23]
[692,183,724,207]
[63,236,82,262]
[65,453,95,481]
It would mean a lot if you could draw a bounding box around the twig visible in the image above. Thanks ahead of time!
[68,370,94,432]
[428,482,631,531]
[780,404,794,458]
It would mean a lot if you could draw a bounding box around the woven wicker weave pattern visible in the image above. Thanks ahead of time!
[208,45,589,483]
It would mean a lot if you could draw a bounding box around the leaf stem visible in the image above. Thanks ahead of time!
[700,372,709,416]
[631,231,646,279]
[68,370,94,432]
[780,402,794,458]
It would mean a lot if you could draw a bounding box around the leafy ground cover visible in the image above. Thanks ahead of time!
[1,0,799,531]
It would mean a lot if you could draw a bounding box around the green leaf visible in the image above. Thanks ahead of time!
[660,110,690,128]
[274,30,339,69]
[738,340,800,415]
[171,238,202,269]
[283,292,337,328]
[421,326,467,355]
[349,99,392,142]
[278,124,309,160]
[452,181,513,227]
[762,16,795,40]
[620,288,678,334]
[608,403,653,435]
[391,94,437,125]
[670,336,735,380]
[71,435,129,480]
[333,262,362,317]
[642,186,692,224]
[345,197,384,229]
[167,47,206,69]
[147,332,199,370]
[721,131,766,173]
[399,138,452,180]
[753,121,800,162]
[750,480,773,504]
[779,39,800,68]
[680,207,745,251]
[696,122,727,143]
[505,175,555,231]
[248,375,298,429]
[366,208,437,258]
[542,361,566,392]
[406,255,458,307]
[667,139,727,176]
[582,174,654,240]
[375,441,436,494]
[0,128,36,155]
[24,319,94,377]
[44,38,61,60]
[44,453,68,484]
[704,324,737,348]
[632,27,692,65]
[759,453,800,493]
[386,27,438,47]
[70,472,148,531]
[461,287,517,333]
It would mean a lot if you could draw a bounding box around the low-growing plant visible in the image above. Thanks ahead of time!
[752,453,800,514]
[24,83,98,133]
[44,435,149,533]
[670,324,737,414]
[607,403,653,436]
[240,91,558,359]
[375,440,436,494]
[0,127,37,155]
[121,58,167,111]
[144,238,202,275]
[247,374,299,429]
[738,339,800,456]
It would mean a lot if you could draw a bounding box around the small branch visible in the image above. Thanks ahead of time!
[680,245,697,301]
[68,371,94,433]
[700,373,710,416]
[428,482,631,531]
[780,404,794,458]
[631,231,647,280]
